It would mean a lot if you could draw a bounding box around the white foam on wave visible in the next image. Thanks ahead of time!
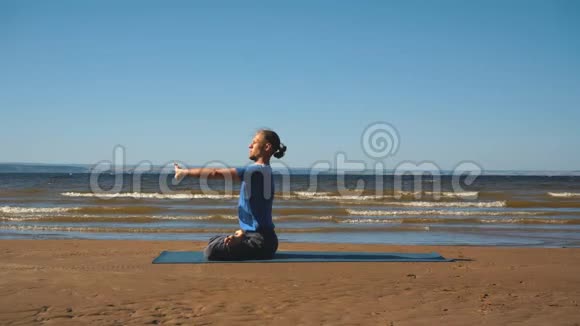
[293,191,334,197]
[314,195,385,201]
[339,219,430,229]
[275,215,336,221]
[339,217,568,225]
[60,192,235,200]
[397,191,479,198]
[391,201,505,208]
[151,215,238,221]
[478,218,571,224]
[0,214,240,222]
[292,191,479,201]
[341,218,400,224]
[548,192,580,198]
[356,201,506,208]
[0,225,85,232]
[1,216,46,221]
[0,206,72,214]
[346,209,537,216]
[60,191,480,202]
[317,215,335,221]
[294,191,392,201]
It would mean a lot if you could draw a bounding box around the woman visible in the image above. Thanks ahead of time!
[174,129,287,260]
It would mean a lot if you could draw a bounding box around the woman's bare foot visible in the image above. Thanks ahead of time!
[224,229,245,247]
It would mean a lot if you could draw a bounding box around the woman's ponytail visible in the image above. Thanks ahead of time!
[273,143,287,159]
[259,129,287,159]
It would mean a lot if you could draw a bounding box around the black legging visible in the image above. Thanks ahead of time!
[203,229,278,261]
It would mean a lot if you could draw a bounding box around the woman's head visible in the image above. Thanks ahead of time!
[248,129,287,162]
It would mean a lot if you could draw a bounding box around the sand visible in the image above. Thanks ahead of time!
[0,240,579,325]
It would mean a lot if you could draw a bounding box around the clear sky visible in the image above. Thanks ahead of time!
[1,0,579,171]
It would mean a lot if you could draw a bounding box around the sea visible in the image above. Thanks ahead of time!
[1,164,580,247]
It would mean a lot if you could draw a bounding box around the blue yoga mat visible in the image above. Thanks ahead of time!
[152,251,453,264]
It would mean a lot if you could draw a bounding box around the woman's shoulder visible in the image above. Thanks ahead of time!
[247,163,271,170]
[243,164,272,176]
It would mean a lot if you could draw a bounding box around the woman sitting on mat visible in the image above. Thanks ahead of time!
[174,129,287,261]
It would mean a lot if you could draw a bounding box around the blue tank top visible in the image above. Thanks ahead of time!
[235,164,275,231]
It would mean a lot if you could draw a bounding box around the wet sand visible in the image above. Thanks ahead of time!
[0,240,579,325]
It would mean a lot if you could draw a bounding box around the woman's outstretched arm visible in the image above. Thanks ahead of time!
[173,163,238,181]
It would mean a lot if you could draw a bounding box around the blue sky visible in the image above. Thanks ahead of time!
[1,0,579,171]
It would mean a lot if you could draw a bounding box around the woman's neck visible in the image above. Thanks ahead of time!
[255,157,270,165]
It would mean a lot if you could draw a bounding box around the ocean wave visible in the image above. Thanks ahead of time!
[275,215,337,223]
[548,192,580,198]
[292,191,479,200]
[341,218,400,224]
[295,194,385,201]
[59,191,482,202]
[439,191,478,198]
[0,216,55,222]
[293,191,334,197]
[0,224,228,233]
[0,205,165,215]
[346,209,539,216]
[373,201,506,208]
[0,214,240,223]
[61,192,236,200]
[398,191,478,198]
[0,206,71,214]
[152,215,239,221]
[339,217,580,225]
[76,206,163,215]
[0,224,428,234]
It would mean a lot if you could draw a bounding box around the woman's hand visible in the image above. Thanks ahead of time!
[173,163,187,181]
[224,229,245,247]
